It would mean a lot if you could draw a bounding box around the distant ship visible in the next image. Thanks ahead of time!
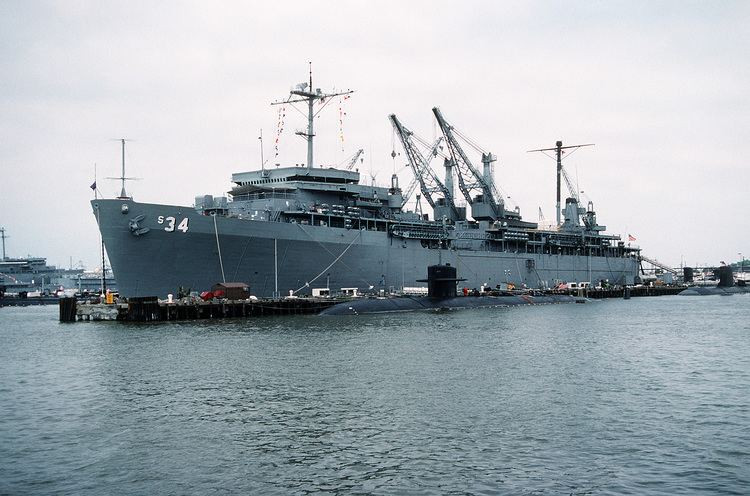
[92,73,640,298]
[0,228,115,296]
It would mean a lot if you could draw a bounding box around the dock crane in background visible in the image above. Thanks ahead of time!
[342,148,364,170]
[432,107,504,221]
[527,141,594,226]
[389,114,461,220]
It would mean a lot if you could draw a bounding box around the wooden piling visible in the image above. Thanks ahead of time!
[59,297,77,322]
[127,296,160,321]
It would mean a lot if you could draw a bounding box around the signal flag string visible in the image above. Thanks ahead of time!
[338,95,350,152]
[274,106,286,158]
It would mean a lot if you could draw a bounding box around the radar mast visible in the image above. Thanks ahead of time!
[271,63,354,169]
[106,138,138,199]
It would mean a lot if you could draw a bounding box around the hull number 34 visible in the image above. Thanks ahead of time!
[157,216,189,233]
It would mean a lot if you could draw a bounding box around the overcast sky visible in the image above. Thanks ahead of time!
[1,0,748,270]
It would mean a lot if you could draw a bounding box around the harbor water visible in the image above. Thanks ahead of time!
[1,295,749,494]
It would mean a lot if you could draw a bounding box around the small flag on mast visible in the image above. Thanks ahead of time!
[628,234,636,241]
[90,181,97,190]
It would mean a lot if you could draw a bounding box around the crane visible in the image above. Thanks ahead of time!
[401,176,419,208]
[389,114,460,220]
[342,149,364,170]
[432,107,502,220]
[560,165,579,203]
[399,137,443,208]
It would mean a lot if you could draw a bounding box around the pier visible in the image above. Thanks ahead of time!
[60,284,691,323]
[59,296,341,322]
[556,286,686,299]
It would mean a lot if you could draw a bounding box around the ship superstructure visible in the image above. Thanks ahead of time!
[0,229,114,294]
[92,73,639,298]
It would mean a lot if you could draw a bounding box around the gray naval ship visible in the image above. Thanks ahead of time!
[92,74,640,298]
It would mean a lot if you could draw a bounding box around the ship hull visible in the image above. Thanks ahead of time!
[93,199,638,298]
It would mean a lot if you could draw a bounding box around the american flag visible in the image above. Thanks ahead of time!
[628,234,636,241]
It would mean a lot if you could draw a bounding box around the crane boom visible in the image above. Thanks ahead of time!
[401,176,419,208]
[400,137,443,207]
[344,149,364,170]
[389,114,459,219]
[431,107,502,220]
[560,166,579,202]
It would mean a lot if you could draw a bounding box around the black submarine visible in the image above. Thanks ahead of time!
[679,265,750,296]
[320,264,577,316]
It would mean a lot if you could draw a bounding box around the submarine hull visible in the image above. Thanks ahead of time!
[319,294,577,315]
[678,287,750,296]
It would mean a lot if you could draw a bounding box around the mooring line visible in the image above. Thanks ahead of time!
[292,227,363,294]
[213,213,226,283]
[294,224,375,289]
[232,237,253,281]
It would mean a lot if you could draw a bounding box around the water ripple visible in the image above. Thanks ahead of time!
[1,297,749,494]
